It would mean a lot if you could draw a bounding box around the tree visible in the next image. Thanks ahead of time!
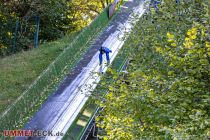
[0,0,113,55]
[97,0,210,139]
[67,0,113,31]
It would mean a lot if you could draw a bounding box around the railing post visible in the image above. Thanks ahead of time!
[34,16,40,48]
[12,20,19,53]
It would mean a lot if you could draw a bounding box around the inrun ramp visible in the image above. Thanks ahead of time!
[15,0,147,140]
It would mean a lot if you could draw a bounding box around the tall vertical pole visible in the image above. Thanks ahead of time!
[13,20,19,53]
[34,16,40,48]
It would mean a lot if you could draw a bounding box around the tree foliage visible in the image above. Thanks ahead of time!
[68,0,113,31]
[0,0,113,56]
[97,0,210,139]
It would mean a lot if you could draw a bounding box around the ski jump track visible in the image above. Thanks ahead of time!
[15,0,147,140]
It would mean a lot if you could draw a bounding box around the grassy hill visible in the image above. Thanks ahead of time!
[0,33,78,113]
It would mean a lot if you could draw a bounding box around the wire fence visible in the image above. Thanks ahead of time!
[0,17,16,56]
[0,16,40,56]
[0,7,110,137]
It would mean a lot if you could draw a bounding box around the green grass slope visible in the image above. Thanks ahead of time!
[0,33,78,113]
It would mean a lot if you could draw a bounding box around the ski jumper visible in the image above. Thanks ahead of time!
[99,47,112,65]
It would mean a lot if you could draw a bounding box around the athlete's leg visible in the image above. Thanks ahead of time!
[106,53,110,65]
[99,53,103,65]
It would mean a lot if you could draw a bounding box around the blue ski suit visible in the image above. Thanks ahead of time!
[99,47,112,65]
[176,0,180,4]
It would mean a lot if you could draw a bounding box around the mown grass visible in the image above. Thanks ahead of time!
[0,32,78,113]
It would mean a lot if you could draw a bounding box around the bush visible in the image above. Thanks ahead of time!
[97,0,210,139]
